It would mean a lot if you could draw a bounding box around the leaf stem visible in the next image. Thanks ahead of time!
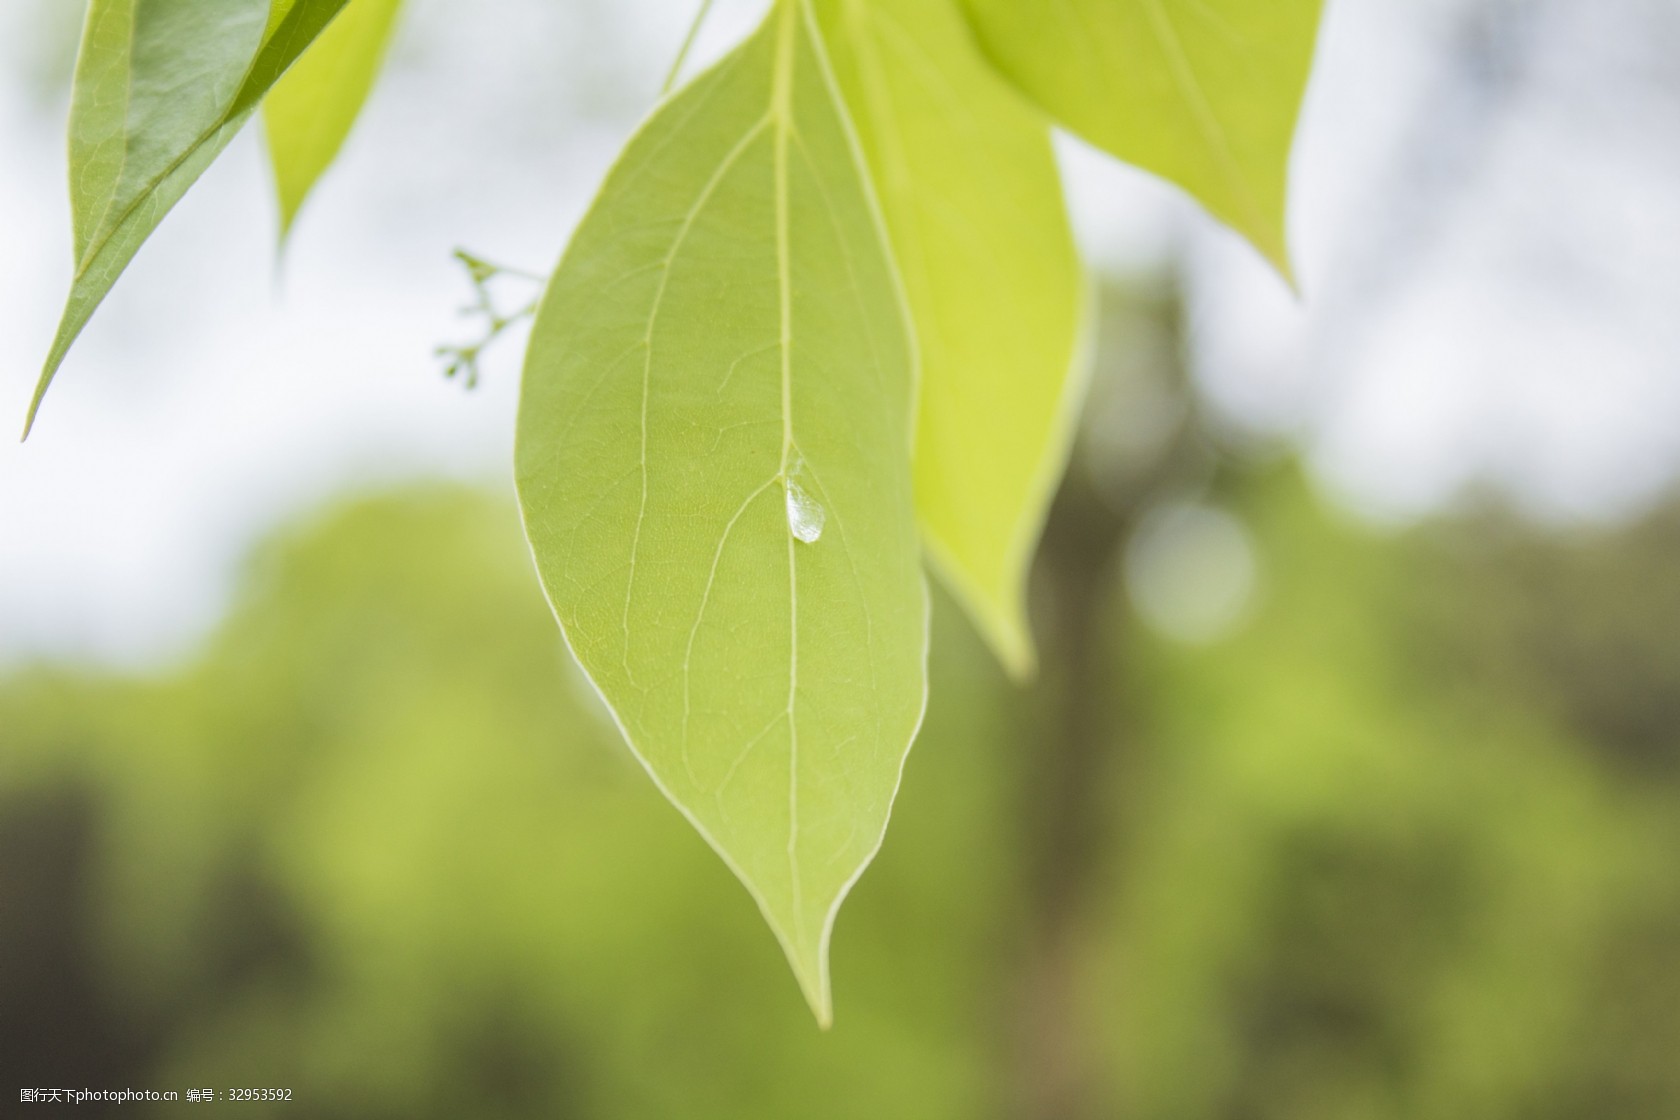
[661,0,718,96]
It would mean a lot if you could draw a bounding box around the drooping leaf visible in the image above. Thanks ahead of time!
[264,0,404,237]
[25,0,350,437]
[515,0,926,1024]
[960,0,1325,279]
[814,0,1086,677]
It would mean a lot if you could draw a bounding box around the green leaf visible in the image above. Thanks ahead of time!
[264,0,404,238]
[516,0,927,1024]
[25,0,350,438]
[813,0,1087,678]
[959,0,1325,279]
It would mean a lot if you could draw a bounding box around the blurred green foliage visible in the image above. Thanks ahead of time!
[1,490,1020,1119]
[4,288,1680,1117]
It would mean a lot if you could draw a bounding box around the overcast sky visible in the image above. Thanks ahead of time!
[1,0,1677,666]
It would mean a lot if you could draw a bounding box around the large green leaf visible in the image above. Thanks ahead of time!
[264,0,404,237]
[25,0,350,437]
[814,0,1086,677]
[516,0,927,1024]
[960,0,1325,278]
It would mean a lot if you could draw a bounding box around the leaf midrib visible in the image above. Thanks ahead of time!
[77,0,275,284]
[29,1,316,436]
[771,0,806,954]
[627,1,810,948]
[77,0,143,263]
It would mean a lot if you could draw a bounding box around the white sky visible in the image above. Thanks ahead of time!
[1,0,1677,666]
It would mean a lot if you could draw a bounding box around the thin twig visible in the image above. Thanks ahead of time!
[662,0,718,96]
[435,249,544,389]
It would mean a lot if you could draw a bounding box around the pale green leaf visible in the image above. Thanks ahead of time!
[515,0,926,1024]
[960,0,1325,279]
[814,0,1087,677]
[264,0,404,237]
[25,0,350,437]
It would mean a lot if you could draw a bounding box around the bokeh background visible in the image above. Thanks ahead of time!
[4,0,1680,1116]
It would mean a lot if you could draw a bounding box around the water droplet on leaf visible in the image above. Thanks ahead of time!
[785,477,825,544]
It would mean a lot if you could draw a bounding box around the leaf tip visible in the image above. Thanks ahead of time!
[271,210,304,288]
[784,933,835,1028]
[275,210,298,253]
[22,349,65,442]
[1235,212,1300,297]
[809,987,836,1034]
[20,401,40,443]
[1265,237,1302,300]
[1000,639,1038,684]
[970,605,1039,683]
[924,543,1040,682]
[980,606,1038,683]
